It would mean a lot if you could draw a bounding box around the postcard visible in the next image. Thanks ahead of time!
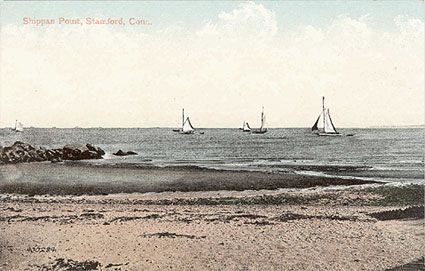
[0,1,423,270]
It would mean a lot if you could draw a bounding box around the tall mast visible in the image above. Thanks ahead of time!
[15,120,17,130]
[261,107,264,130]
[322,97,326,131]
[182,109,185,129]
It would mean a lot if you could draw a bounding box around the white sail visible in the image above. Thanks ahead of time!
[14,121,24,132]
[311,97,339,134]
[16,122,24,132]
[242,121,251,131]
[324,109,337,133]
[182,117,194,132]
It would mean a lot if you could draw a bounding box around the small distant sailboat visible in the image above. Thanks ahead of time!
[251,107,268,134]
[240,121,251,132]
[312,97,341,136]
[13,120,24,132]
[175,108,195,134]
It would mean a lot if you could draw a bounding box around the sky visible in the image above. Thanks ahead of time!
[0,1,424,128]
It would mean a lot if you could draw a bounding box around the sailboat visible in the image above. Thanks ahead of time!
[12,120,24,132]
[312,97,341,136]
[175,108,195,134]
[251,107,268,134]
[240,121,251,132]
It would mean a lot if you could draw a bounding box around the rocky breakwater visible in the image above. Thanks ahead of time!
[0,141,105,164]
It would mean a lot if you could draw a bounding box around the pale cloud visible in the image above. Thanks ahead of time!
[197,1,277,41]
[0,3,423,128]
[394,15,424,37]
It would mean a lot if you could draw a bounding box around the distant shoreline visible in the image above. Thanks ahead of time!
[366,125,425,129]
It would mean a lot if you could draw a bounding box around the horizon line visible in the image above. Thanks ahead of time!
[1,125,424,129]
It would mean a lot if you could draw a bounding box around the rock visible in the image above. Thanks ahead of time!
[45,150,56,160]
[81,150,100,160]
[62,145,82,160]
[86,143,105,155]
[113,150,137,156]
[12,141,34,152]
[0,142,104,164]
[86,144,97,152]
[61,144,103,160]
[2,145,25,163]
[50,156,63,163]
[113,150,125,156]
[97,147,105,156]
[28,150,41,162]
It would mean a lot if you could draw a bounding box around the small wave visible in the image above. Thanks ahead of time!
[397,160,424,164]
[293,170,424,184]
[103,153,113,159]
[371,166,423,171]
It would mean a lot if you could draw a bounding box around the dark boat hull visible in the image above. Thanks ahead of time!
[180,130,195,134]
[316,132,342,136]
[251,129,268,134]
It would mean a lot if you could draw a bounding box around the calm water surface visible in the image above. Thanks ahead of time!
[0,128,423,183]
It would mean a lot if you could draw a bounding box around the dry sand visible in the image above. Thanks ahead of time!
[0,190,423,271]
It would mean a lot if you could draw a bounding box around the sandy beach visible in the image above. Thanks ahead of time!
[0,181,423,271]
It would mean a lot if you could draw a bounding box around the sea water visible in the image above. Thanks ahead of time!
[0,128,423,184]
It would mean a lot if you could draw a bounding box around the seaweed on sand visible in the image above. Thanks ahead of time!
[139,232,206,239]
[366,184,424,206]
[37,258,101,271]
[368,206,424,221]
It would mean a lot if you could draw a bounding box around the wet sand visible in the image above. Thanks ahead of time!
[0,185,424,271]
[0,162,377,196]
